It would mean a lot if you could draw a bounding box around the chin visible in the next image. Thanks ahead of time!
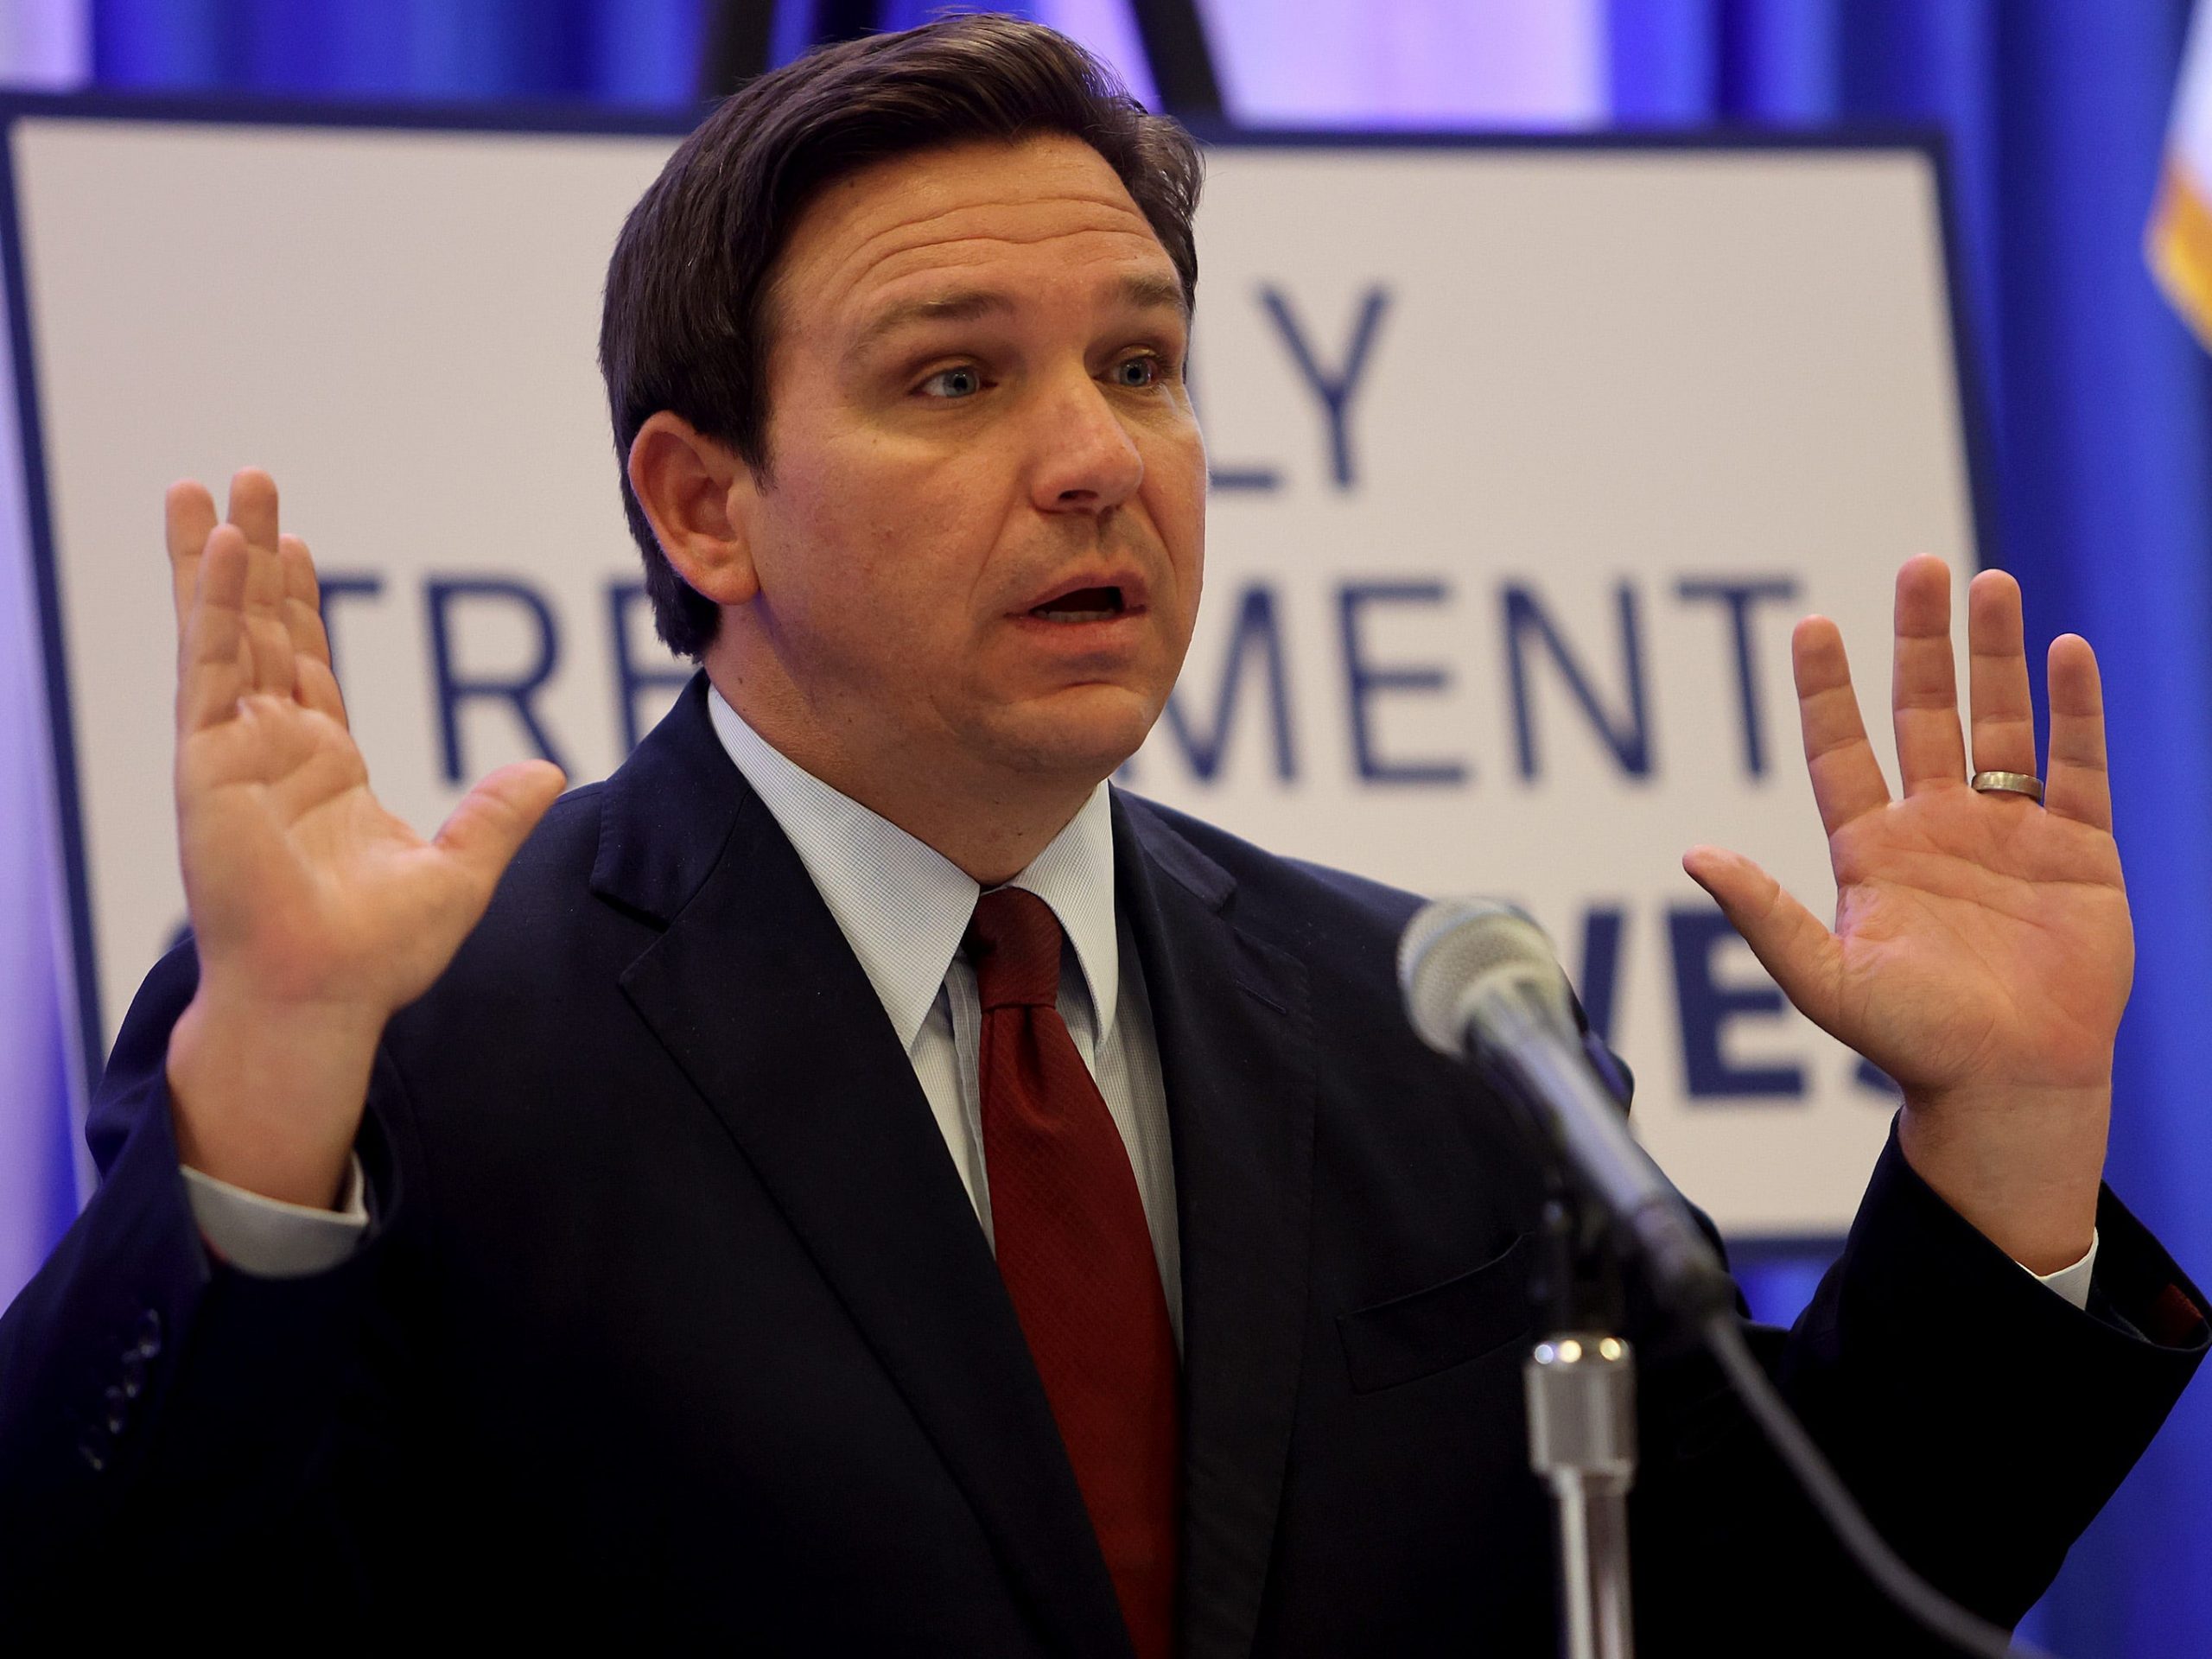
[987,683,1161,781]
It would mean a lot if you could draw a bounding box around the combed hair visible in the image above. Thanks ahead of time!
[598,14,1205,658]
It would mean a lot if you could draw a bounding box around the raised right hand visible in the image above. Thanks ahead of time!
[164,469,565,1208]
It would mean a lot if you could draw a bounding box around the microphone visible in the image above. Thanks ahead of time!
[1398,899,1734,1319]
[1402,902,2044,1658]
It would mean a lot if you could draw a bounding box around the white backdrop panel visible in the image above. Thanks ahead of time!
[9,113,1976,1236]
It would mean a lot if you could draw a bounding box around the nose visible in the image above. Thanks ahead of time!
[1028,372,1144,516]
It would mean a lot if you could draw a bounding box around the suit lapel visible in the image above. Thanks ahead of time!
[1115,795,1318,1659]
[600,681,1131,1659]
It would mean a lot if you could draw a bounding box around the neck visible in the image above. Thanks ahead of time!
[707,660,1100,887]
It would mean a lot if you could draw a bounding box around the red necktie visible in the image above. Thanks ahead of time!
[966,887,1180,1659]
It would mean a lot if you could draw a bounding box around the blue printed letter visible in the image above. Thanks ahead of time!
[1186,336,1281,493]
[1667,906,1804,1099]
[426,577,570,783]
[1258,285,1391,491]
[1575,906,1626,1045]
[1338,582,1467,786]
[1675,577,1798,778]
[1504,582,1652,780]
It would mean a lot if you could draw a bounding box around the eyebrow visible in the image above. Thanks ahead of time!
[848,271,1189,359]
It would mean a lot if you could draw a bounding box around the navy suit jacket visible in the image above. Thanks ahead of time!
[2,676,2203,1653]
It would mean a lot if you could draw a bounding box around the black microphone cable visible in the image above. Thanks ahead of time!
[1697,1311,2047,1659]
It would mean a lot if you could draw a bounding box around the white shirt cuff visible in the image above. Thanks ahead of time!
[2025,1230,2098,1311]
[181,1154,371,1278]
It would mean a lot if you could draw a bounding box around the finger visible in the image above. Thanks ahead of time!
[1891,556,1967,794]
[2044,634,2112,831]
[1967,569,2037,779]
[226,466,279,555]
[277,533,347,725]
[1793,615,1891,836]
[165,480,218,631]
[178,527,251,734]
[243,607,296,700]
[226,471,293,698]
[277,534,328,665]
[1682,845,1843,1035]
[433,760,567,895]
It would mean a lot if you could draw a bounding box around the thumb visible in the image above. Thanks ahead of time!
[435,760,567,891]
[1681,844,1841,1032]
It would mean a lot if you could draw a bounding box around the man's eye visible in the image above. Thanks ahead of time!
[1111,355,1163,389]
[919,365,983,399]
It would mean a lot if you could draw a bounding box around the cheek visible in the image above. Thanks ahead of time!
[766,439,1002,656]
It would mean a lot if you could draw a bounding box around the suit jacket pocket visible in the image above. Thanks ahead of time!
[1338,1233,1535,1394]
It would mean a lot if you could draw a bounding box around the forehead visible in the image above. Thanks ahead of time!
[772,134,1181,338]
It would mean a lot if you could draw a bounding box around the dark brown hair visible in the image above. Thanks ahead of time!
[599,14,1205,658]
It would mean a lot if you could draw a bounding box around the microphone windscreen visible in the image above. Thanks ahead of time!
[1398,899,1574,1056]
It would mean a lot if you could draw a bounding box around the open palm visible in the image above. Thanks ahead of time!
[1687,557,2125,1266]
[169,471,563,1020]
[163,472,565,1206]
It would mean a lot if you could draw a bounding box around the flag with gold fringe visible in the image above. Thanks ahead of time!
[2152,1,2212,347]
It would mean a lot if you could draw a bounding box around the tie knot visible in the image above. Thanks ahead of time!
[965,887,1064,1010]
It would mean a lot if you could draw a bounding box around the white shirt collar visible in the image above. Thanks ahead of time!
[707,687,1119,1052]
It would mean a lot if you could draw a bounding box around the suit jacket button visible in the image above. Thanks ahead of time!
[103,1385,129,1436]
[119,1351,146,1399]
[78,1434,107,1473]
[134,1309,162,1358]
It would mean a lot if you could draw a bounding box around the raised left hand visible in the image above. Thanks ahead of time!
[1685,556,2126,1272]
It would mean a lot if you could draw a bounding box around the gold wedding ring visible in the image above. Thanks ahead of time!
[1970,770,2045,804]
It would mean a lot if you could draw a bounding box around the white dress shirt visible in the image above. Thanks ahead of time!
[702,689,1181,1340]
[179,690,2092,1313]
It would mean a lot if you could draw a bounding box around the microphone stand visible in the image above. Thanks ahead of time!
[1446,965,1653,1659]
[1524,1174,1637,1659]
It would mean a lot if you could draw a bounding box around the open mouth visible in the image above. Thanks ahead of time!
[1028,585,1128,622]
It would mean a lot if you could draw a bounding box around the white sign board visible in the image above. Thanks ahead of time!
[6,108,1980,1236]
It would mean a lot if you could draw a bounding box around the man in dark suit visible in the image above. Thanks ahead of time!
[0,16,2202,1654]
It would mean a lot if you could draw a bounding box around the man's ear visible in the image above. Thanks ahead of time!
[626,412,761,607]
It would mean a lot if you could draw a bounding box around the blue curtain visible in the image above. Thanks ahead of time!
[49,1,2212,1652]
[1613,5,2212,1652]
[93,0,709,105]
